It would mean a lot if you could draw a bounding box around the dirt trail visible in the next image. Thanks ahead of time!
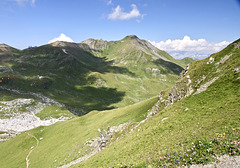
[26,133,39,168]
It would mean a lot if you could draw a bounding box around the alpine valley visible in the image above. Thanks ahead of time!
[0,36,239,168]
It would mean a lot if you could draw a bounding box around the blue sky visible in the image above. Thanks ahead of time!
[0,0,240,59]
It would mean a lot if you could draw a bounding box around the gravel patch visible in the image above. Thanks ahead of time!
[0,113,69,132]
[0,86,64,107]
[0,87,70,141]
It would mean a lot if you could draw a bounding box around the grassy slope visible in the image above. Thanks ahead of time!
[36,105,76,120]
[74,39,240,167]
[78,69,240,167]
[0,96,158,168]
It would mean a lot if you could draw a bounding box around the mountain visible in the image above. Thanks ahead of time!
[0,44,19,62]
[0,44,19,54]
[176,57,196,67]
[0,35,184,117]
[0,35,185,141]
[0,38,239,167]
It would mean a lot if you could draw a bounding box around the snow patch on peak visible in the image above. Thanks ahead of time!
[48,33,74,44]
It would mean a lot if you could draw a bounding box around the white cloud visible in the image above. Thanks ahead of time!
[48,33,74,44]
[149,36,231,59]
[108,4,144,20]
[15,0,36,6]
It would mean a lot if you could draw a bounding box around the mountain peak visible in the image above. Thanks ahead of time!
[0,43,11,48]
[81,38,108,50]
[50,41,68,47]
[0,43,19,53]
[123,35,139,40]
[49,41,77,48]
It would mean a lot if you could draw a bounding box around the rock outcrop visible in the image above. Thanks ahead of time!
[81,39,110,51]
[87,123,128,151]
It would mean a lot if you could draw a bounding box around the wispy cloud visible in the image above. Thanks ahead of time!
[15,0,36,6]
[149,36,231,59]
[106,0,112,5]
[143,3,148,7]
[108,4,144,21]
[48,33,74,44]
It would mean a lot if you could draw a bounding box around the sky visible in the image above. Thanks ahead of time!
[0,0,240,59]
